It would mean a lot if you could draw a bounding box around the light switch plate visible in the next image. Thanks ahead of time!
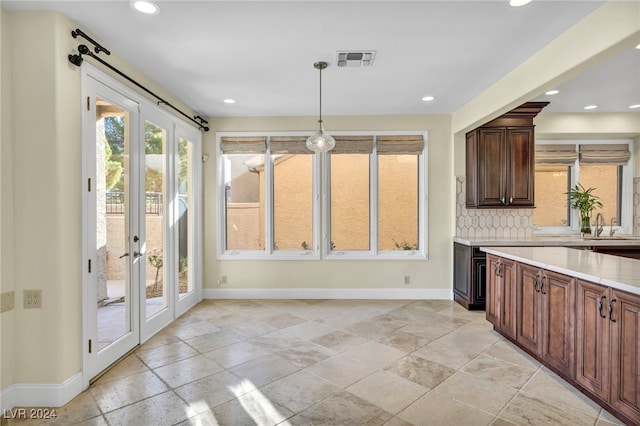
[1,291,15,313]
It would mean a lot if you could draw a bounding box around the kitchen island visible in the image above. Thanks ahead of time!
[453,235,640,310]
[481,246,640,426]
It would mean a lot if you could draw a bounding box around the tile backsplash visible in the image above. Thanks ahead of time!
[456,177,534,238]
[457,176,640,237]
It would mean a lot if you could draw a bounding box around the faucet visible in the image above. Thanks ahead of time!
[610,218,617,237]
[594,212,604,237]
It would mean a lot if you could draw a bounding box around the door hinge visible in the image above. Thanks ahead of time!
[88,259,92,273]
[87,96,91,111]
[88,339,92,353]
[88,178,91,192]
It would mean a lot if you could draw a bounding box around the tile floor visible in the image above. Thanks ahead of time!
[4,299,624,425]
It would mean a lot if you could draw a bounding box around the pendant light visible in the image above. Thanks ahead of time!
[306,61,335,152]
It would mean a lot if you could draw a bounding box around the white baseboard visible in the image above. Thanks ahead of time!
[204,287,453,300]
[0,372,83,411]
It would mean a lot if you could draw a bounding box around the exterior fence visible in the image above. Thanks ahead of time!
[106,191,163,215]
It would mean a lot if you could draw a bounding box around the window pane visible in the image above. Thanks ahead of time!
[330,154,370,250]
[177,137,193,296]
[580,164,620,223]
[224,154,264,250]
[534,165,570,227]
[273,154,313,250]
[379,155,418,250]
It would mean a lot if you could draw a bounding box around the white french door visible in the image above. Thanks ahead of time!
[82,66,202,383]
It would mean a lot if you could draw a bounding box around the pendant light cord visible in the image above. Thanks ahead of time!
[319,65,323,124]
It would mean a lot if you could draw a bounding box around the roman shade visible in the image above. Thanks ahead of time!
[579,144,631,165]
[330,136,374,154]
[269,136,311,154]
[376,135,424,155]
[535,144,577,165]
[220,136,266,153]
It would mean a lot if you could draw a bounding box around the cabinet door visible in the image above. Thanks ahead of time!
[506,127,534,207]
[499,258,517,340]
[541,270,575,377]
[473,256,487,305]
[610,289,640,424]
[453,243,471,305]
[517,263,542,354]
[476,128,506,207]
[486,254,501,327]
[575,280,610,401]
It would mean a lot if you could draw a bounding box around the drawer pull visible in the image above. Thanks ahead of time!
[598,296,607,319]
[533,276,539,293]
[539,276,547,295]
[608,299,617,322]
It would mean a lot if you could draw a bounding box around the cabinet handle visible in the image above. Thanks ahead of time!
[533,275,539,293]
[501,197,506,205]
[608,299,617,322]
[598,296,607,319]
[540,275,547,295]
[509,197,513,204]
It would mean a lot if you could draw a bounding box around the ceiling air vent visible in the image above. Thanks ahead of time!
[336,51,376,67]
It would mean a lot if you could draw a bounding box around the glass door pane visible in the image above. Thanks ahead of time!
[95,98,132,352]
[144,120,167,318]
[178,136,193,297]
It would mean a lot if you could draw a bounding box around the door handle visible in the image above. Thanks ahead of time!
[598,296,607,319]
[533,275,539,293]
[540,275,547,295]
[133,251,143,259]
[608,299,617,322]
[119,253,130,259]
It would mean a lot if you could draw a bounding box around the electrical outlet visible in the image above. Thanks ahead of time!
[470,217,478,227]
[24,289,42,309]
[403,275,410,285]
[221,275,228,285]
[1,291,15,313]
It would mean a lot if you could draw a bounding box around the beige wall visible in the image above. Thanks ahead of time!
[205,115,453,291]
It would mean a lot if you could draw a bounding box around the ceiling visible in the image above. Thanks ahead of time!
[3,1,639,118]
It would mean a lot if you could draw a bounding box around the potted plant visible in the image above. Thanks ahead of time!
[566,183,603,235]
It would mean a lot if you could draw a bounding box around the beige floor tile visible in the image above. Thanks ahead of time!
[192,389,293,426]
[204,340,272,369]
[376,330,432,353]
[385,354,456,389]
[38,391,102,424]
[597,408,626,425]
[250,330,306,352]
[89,370,169,413]
[432,322,502,354]
[165,319,223,340]
[103,391,197,426]
[461,354,536,389]
[153,354,224,388]
[135,341,199,369]
[347,370,428,414]
[92,353,149,386]
[274,341,336,368]
[139,329,181,350]
[413,339,480,370]
[261,370,341,413]
[397,321,457,342]
[311,330,368,352]
[520,368,602,418]
[368,313,415,331]
[482,340,541,371]
[184,330,244,353]
[261,312,307,329]
[398,391,495,426]
[305,354,378,388]
[432,371,520,415]
[228,354,300,387]
[497,393,599,425]
[280,321,336,340]
[174,370,254,413]
[289,391,393,425]
[344,341,407,369]
[223,320,279,338]
[383,416,417,426]
[343,319,398,339]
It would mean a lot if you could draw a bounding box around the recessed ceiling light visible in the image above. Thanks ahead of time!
[629,104,640,109]
[545,90,559,96]
[510,0,532,7]
[583,105,598,110]
[223,99,236,104]
[421,96,435,102]
[131,1,159,15]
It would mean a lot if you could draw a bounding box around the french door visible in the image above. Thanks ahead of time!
[82,67,201,383]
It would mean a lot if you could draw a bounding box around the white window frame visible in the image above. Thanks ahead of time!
[534,139,634,236]
[217,130,428,260]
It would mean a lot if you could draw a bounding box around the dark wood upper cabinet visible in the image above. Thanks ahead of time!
[466,102,548,208]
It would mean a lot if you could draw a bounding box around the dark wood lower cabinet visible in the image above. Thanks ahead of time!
[453,243,486,310]
[489,258,640,426]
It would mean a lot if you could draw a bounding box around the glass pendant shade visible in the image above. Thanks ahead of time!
[306,120,336,152]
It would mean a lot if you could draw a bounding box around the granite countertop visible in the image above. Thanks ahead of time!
[480,246,640,296]
[453,235,640,247]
